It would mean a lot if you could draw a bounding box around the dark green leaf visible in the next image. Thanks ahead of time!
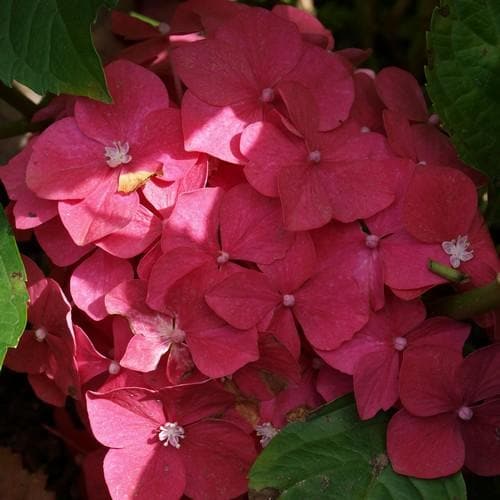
[249,402,466,499]
[0,207,28,367]
[426,0,500,179]
[0,0,117,102]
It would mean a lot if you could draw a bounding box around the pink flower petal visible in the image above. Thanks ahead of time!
[71,250,134,321]
[375,67,428,122]
[75,60,169,145]
[26,118,107,200]
[403,165,477,243]
[86,388,165,448]
[180,420,256,500]
[104,445,185,500]
[59,173,139,246]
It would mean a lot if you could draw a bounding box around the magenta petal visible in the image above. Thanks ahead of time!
[74,325,111,385]
[242,121,304,198]
[206,270,280,329]
[26,118,107,200]
[403,165,477,243]
[120,334,170,372]
[5,330,49,374]
[181,91,251,164]
[279,163,333,230]
[220,183,294,264]
[387,409,464,479]
[408,316,470,353]
[96,204,161,258]
[161,187,222,254]
[75,60,169,145]
[70,250,134,321]
[462,399,500,476]
[59,173,139,246]
[353,349,400,419]
[316,365,353,402]
[327,159,397,222]
[286,46,354,131]
[459,344,500,403]
[13,191,57,230]
[35,217,93,266]
[28,374,66,407]
[295,271,369,350]
[180,421,256,500]
[104,445,185,500]
[86,388,165,448]
[399,347,462,417]
[259,231,316,292]
[375,67,428,122]
[383,110,417,160]
[188,325,259,378]
[268,307,301,359]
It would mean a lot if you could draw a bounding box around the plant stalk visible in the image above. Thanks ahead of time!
[0,82,38,118]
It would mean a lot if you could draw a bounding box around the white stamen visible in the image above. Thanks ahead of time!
[104,141,132,168]
[255,422,279,447]
[417,160,427,166]
[457,405,473,421]
[441,235,474,269]
[360,126,371,133]
[393,336,407,351]
[35,327,48,342]
[282,294,296,307]
[158,422,185,448]
[308,150,321,163]
[157,22,170,35]
[428,114,440,125]
[108,360,121,375]
[260,88,275,103]
[216,251,230,265]
[365,234,380,249]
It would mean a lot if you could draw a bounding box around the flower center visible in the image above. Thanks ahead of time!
[158,422,185,448]
[428,114,440,125]
[255,422,279,447]
[393,336,407,351]
[108,360,120,375]
[216,251,230,265]
[35,327,48,342]
[365,234,380,249]
[157,22,170,35]
[457,405,473,421]
[441,235,474,269]
[170,327,186,344]
[308,150,321,163]
[260,87,275,103]
[104,141,132,168]
[282,294,296,307]
[360,126,371,133]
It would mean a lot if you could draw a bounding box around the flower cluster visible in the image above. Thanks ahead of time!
[2,1,499,498]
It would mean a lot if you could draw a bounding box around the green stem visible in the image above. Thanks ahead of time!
[428,259,469,283]
[129,11,160,27]
[0,119,49,139]
[0,82,38,118]
[428,274,500,320]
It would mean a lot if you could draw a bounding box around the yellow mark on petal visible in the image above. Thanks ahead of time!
[118,171,156,193]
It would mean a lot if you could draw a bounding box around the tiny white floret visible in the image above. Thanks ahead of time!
[108,360,121,375]
[255,422,279,447]
[393,336,407,352]
[360,126,371,133]
[441,235,474,269]
[260,88,275,103]
[217,251,230,265]
[457,405,473,421]
[282,294,296,307]
[35,327,48,342]
[104,141,132,168]
[157,22,170,34]
[308,150,321,163]
[158,422,185,448]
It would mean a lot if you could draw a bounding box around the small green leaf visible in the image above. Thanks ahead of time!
[426,0,500,179]
[0,207,28,368]
[0,0,117,102]
[249,402,466,499]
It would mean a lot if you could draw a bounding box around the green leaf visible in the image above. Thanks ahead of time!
[426,0,500,179]
[249,402,467,499]
[0,207,28,368]
[0,0,117,102]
